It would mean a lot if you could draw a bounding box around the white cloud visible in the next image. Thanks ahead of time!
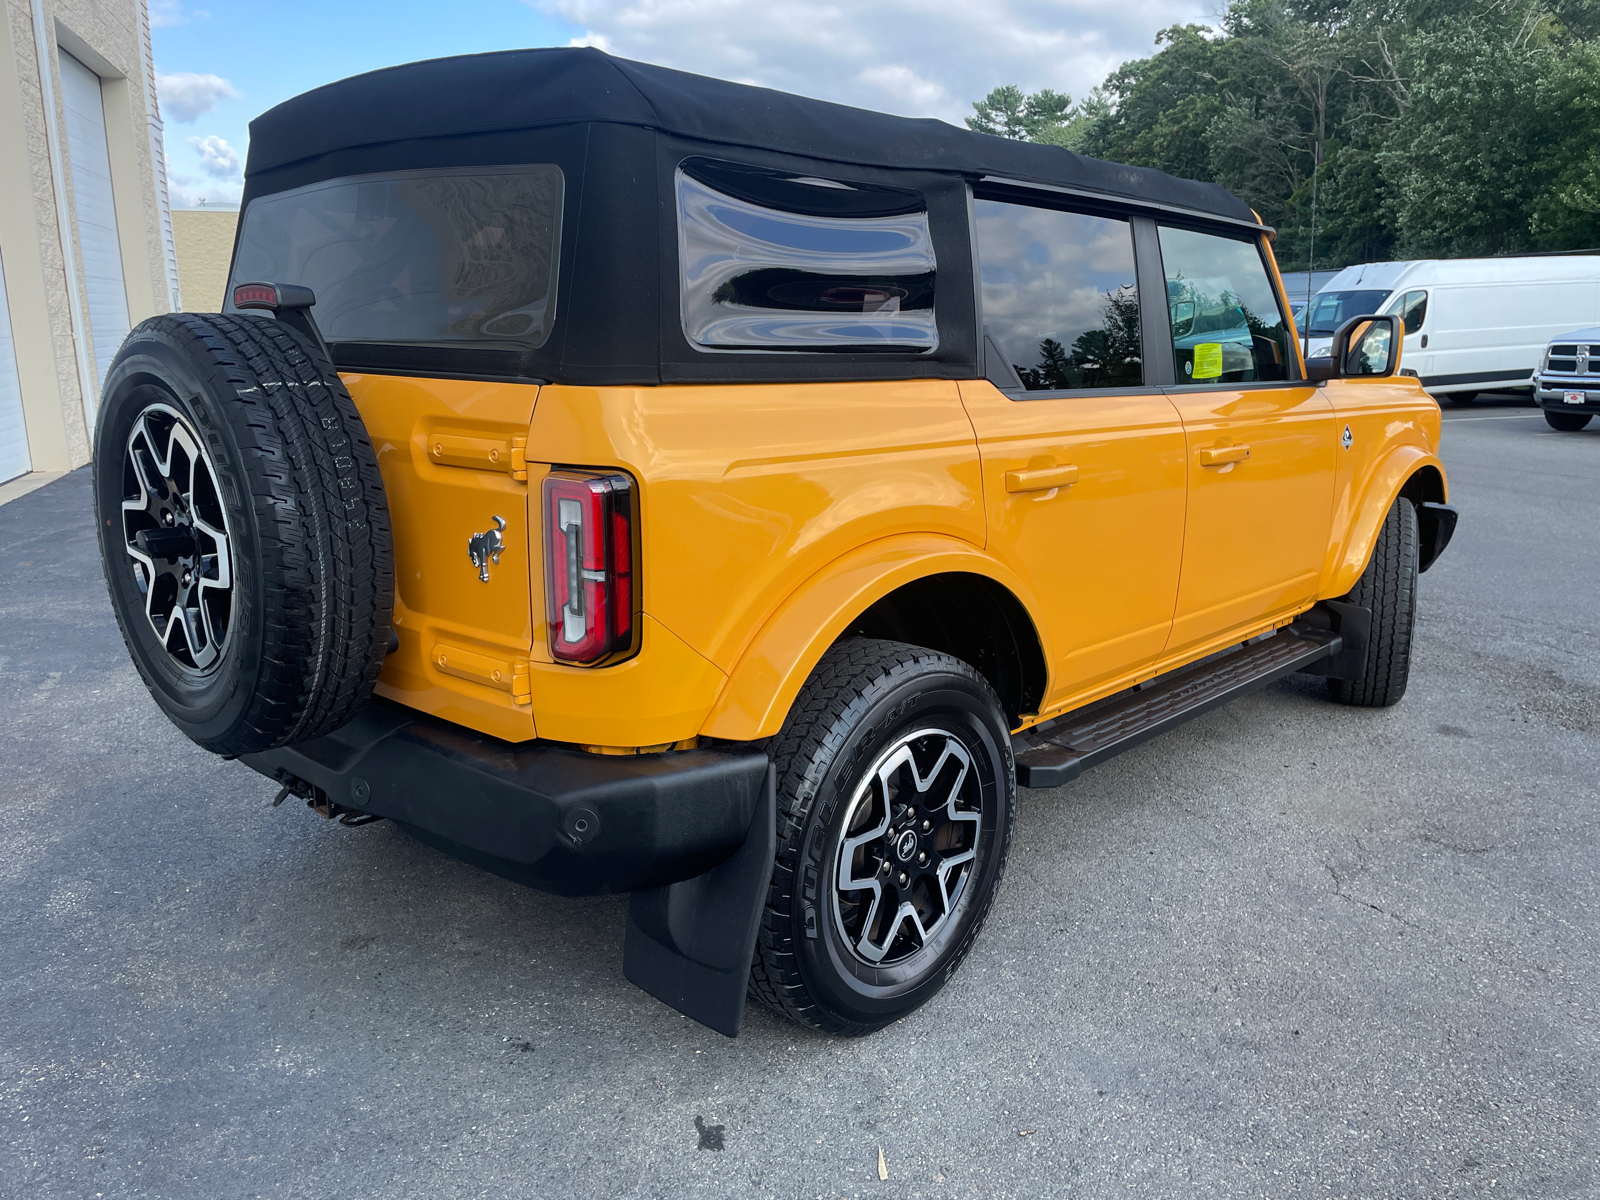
[149,0,189,27]
[189,134,240,180]
[157,72,238,123]
[526,0,1210,125]
[149,0,210,27]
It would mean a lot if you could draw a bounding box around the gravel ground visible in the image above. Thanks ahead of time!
[1,396,1596,1199]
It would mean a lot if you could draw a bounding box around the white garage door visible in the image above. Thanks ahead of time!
[60,50,130,404]
[0,247,30,484]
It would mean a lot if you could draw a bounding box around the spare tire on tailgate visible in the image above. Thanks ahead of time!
[93,312,395,757]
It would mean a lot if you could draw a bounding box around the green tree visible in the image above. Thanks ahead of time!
[973,0,1600,270]
[967,85,1078,142]
[1377,9,1559,255]
[1016,336,1074,389]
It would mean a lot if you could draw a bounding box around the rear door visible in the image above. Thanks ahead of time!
[1153,224,1338,659]
[962,197,1187,705]
[350,374,541,744]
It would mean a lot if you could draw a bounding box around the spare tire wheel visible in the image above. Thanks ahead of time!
[93,312,395,757]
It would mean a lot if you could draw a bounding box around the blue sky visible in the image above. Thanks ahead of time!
[153,0,582,205]
[152,0,1209,208]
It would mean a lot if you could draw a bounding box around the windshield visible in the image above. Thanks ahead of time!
[1304,289,1392,337]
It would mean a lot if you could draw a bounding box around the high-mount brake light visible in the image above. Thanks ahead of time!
[232,283,280,308]
[543,471,636,665]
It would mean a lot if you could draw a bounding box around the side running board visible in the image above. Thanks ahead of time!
[1013,625,1341,789]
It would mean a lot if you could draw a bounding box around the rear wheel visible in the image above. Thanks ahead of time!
[1544,409,1593,431]
[748,639,1014,1036]
[1328,498,1417,708]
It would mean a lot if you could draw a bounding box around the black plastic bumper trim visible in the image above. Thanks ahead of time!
[240,701,772,897]
[1417,501,1458,573]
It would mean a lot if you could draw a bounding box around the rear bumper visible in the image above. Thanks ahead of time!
[239,700,771,897]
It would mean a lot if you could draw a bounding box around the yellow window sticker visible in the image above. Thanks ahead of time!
[1192,342,1223,379]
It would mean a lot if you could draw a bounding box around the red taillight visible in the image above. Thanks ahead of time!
[543,471,636,665]
[232,283,280,309]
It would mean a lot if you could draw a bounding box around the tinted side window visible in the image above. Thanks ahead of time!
[975,201,1141,391]
[677,165,937,353]
[229,166,564,350]
[1384,289,1428,334]
[1158,226,1292,384]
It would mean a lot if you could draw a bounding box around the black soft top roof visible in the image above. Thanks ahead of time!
[245,47,1254,224]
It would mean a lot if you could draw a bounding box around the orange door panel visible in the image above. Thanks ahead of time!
[1163,384,1337,657]
[959,381,1187,705]
[344,373,541,742]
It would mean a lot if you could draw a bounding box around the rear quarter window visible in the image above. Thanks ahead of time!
[676,159,937,353]
[227,165,564,350]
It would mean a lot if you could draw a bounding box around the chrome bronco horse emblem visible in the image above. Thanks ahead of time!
[468,516,506,582]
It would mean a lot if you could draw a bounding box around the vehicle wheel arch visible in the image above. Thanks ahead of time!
[1326,448,1446,597]
[698,536,1049,741]
[838,572,1047,727]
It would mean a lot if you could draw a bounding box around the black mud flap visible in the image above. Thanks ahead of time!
[623,764,777,1037]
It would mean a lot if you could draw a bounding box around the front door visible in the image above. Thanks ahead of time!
[965,199,1187,709]
[1154,225,1338,657]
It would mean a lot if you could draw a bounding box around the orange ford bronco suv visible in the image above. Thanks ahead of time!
[93,49,1456,1037]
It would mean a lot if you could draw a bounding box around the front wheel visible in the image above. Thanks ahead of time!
[1328,498,1418,708]
[1544,409,1592,431]
[748,640,1015,1036]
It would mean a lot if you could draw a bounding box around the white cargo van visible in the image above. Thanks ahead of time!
[1301,255,1600,401]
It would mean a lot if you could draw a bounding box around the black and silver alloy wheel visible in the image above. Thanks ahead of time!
[120,403,234,671]
[834,728,981,966]
[749,639,1015,1036]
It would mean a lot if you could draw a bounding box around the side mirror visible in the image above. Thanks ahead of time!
[1304,313,1401,383]
[1170,300,1195,338]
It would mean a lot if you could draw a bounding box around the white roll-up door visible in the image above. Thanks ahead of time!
[60,51,130,399]
[0,246,31,484]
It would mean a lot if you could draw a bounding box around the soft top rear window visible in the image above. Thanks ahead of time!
[227,165,564,351]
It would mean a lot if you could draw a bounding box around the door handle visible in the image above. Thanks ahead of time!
[1198,444,1250,467]
[1004,464,1080,493]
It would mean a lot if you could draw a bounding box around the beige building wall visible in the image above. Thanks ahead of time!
[172,207,237,313]
[0,0,175,479]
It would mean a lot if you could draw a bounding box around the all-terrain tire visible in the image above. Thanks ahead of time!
[1328,498,1417,708]
[1544,409,1592,431]
[747,639,1015,1036]
[93,312,394,756]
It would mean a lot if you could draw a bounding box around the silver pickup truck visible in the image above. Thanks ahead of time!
[1534,328,1600,431]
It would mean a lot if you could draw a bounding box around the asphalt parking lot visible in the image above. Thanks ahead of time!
[2,395,1596,1199]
